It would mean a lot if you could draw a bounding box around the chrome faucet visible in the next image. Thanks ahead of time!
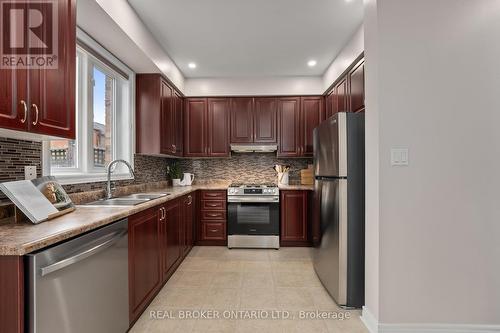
[106,159,136,199]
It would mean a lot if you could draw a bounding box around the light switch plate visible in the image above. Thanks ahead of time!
[24,166,37,180]
[391,148,409,166]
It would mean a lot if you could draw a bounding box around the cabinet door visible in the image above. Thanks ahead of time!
[348,59,365,113]
[208,98,230,157]
[28,0,76,139]
[173,91,184,155]
[280,190,308,243]
[184,98,207,157]
[129,207,162,323]
[325,90,334,119]
[160,80,174,154]
[277,97,301,157]
[230,97,253,143]
[301,96,324,157]
[183,193,195,254]
[254,97,278,143]
[335,77,348,113]
[0,69,27,131]
[162,200,181,278]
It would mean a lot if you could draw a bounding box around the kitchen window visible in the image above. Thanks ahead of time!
[43,29,135,184]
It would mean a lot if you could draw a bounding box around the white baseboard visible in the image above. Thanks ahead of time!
[361,307,500,333]
[361,306,379,333]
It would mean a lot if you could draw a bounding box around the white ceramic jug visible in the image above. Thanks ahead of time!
[181,173,195,186]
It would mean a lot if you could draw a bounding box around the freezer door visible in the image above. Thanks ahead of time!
[313,179,348,306]
[313,113,347,178]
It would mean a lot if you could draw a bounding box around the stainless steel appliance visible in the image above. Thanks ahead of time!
[227,183,280,249]
[313,112,365,308]
[27,219,129,333]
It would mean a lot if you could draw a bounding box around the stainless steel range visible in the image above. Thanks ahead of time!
[227,183,280,249]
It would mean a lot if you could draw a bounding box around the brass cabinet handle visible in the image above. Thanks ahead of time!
[209,229,218,233]
[187,195,192,205]
[32,104,39,125]
[20,100,27,123]
[207,213,220,217]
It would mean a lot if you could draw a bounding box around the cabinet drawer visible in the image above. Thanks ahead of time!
[201,222,226,240]
[201,191,226,200]
[201,210,227,220]
[201,200,226,211]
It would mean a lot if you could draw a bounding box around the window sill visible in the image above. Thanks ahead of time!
[51,173,134,186]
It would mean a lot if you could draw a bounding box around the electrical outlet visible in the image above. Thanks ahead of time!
[25,166,37,180]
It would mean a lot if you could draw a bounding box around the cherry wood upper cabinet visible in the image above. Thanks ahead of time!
[136,75,182,156]
[230,97,253,143]
[254,97,278,143]
[348,59,365,113]
[301,96,324,157]
[280,190,309,245]
[277,97,301,157]
[173,91,184,155]
[28,0,76,139]
[325,90,335,119]
[128,207,162,324]
[0,0,75,139]
[208,98,230,157]
[184,98,208,157]
[160,80,174,155]
[335,77,348,113]
[0,69,27,132]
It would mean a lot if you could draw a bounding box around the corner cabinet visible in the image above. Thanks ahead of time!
[280,190,309,246]
[277,96,324,158]
[184,98,230,157]
[136,74,183,157]
[0,0,76,139]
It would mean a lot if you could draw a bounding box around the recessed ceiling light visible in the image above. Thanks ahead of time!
[188,62,197,69]
[307,60,317,67]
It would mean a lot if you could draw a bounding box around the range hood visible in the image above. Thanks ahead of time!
[230,144,278,153]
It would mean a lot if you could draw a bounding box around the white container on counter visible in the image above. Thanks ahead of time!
[277,172,289,186]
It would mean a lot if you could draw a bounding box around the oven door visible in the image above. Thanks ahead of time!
[227,198,279,235]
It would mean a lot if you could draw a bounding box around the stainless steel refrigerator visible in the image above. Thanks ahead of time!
[312,112,365,308]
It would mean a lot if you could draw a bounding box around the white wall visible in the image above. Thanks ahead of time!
[184,76,323,96]
[362,0,380,326]
[95,0,185,91]
[364,0,500,329]
[322,25,364,92]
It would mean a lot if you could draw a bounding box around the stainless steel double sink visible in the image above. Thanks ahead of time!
[83,193,170,207]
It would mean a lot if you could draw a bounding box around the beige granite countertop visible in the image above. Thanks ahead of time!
[0,181,230,256]
[278,184,314,191]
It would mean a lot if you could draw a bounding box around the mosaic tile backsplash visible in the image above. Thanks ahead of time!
[176,153,312,184]
[0,137,312,200]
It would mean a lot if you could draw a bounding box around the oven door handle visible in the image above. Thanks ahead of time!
[227,197,279,203]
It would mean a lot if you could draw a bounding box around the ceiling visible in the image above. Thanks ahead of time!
[127,0,363,78]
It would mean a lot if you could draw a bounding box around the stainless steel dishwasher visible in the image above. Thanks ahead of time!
[27,219,129,333]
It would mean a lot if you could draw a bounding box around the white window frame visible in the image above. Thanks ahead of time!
[43,28,135,185]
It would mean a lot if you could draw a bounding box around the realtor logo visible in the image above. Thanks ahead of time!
[0,0,58,68]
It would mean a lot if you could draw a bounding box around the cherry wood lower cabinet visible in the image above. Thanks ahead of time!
[0,256,24,333]
[280,190,310,246]
[181,193,196,256]
[128,207,162,324]
[197,190,227,245]
[161,199,182,281]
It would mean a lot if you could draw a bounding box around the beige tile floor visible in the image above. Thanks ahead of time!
[130,246,368,333]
